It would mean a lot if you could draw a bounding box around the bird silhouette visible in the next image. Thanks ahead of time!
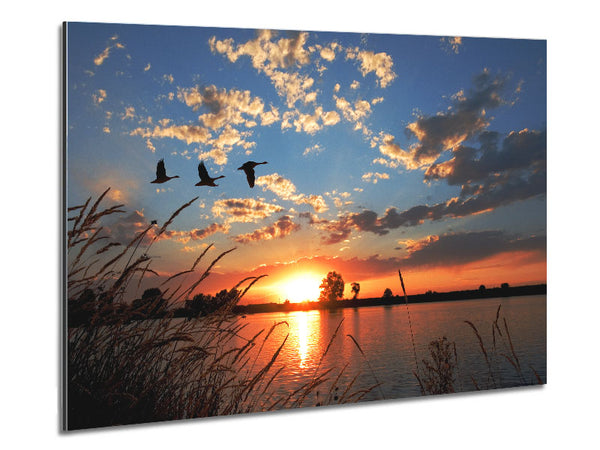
[150,159,179,184]
[237,161,268,188]
[195,161,225,187]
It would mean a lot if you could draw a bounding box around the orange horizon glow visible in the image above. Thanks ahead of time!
[277,272,323,303]
[232,250,546,304]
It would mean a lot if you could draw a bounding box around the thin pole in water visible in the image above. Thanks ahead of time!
[399,269,419,373]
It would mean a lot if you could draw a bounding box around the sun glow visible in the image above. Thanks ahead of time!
[280,273,322,303]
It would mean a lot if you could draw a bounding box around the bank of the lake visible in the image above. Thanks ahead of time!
[231,283,546,316]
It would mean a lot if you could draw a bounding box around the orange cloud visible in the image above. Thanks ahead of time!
[178,85,266,130]
[256,173,328,213]
[234,215,300,244]
[212,198,284,223]
[92,89,107,105]
[209,30,316,107]
[440,36,464,54]
[345,47,396,88]
[131,124,211,145]
[189,223,231,240]
[362,172,389,184]
[93,37,126,66]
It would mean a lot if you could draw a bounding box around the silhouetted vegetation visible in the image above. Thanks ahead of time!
[351,282,360,300]
[66,189,369,430]
[414,304,545,396]
[415,337,458,395]
[318,271,345,304]
[180,288,240,318]
[233,283,546,315]
[382,287,393,298]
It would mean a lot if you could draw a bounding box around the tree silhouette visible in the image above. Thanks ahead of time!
[132,288,166,317]
[319,271,345,303]
[351,282,360,300]
[186,288,240,317]
[382,288,393,299]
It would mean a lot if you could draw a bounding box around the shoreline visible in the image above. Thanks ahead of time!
[231,284,547,316]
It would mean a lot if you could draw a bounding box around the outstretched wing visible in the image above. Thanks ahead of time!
[156,159,166,179]
[198,161,210,181]
[245,168,255,188]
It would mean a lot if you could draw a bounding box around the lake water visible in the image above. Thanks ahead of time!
[233,295,546,405]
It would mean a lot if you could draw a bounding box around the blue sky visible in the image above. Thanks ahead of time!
[66,22,546,302]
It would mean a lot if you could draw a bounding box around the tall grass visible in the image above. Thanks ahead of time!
[415,337,458,395]
[66,189,367,430]
[415,304,544,396]
[464,304,544,390]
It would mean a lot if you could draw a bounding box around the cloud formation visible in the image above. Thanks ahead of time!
[177,85,268,130]
[281,106,340,134]
[189,223,231,240]
[362,172,389,184]
[255,173,328,212]
[234,215,300,243]
[209,30,317,107]
[303,144,324,156]
[93,35,125,66]
[371,69,511,169]
[400,230,546,268]
[131,123,211,145]
[424,128,546,188]
[318,125,545,245]
[345,47,396,88]
[440,36,463,55]
[92,89,107,105]
[334,95,372,132]
[212,198,284,223]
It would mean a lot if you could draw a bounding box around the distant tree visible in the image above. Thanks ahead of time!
[479,285,486,292]
[351,282,360,300]
[501,282,510,290]
[142,288,162,302]
[132,288,166,316]
[213,288,239,313]
[186,288,239,317]
[319,271,345,303]
[382,288,393,299]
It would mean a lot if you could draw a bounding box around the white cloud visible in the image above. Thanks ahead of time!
[92,89,107,105]
[362,172,390,184]
[346,47,396,88]
[441,36,463,54]
[255,173,328,212]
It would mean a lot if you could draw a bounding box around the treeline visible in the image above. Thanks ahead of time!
[68,283,546,326]
[233,283,547,315]
[68,287,241,327]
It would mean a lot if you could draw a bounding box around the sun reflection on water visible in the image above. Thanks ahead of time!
[297,311,309,368]
[288,310,321,369]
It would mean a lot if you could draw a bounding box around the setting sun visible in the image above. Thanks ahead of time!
[280,274,322,303]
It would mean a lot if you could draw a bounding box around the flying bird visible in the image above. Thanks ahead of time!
[237,161,268,188]
[150,159,180,184]
[195,161,225,187]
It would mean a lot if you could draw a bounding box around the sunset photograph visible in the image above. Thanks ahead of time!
[64,21,546,430]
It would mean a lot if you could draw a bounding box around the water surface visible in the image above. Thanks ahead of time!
[232,295,546,404]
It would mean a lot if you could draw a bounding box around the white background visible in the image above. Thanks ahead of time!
[1,1,597,448]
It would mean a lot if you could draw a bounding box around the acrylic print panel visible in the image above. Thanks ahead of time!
[63,22,547,430]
